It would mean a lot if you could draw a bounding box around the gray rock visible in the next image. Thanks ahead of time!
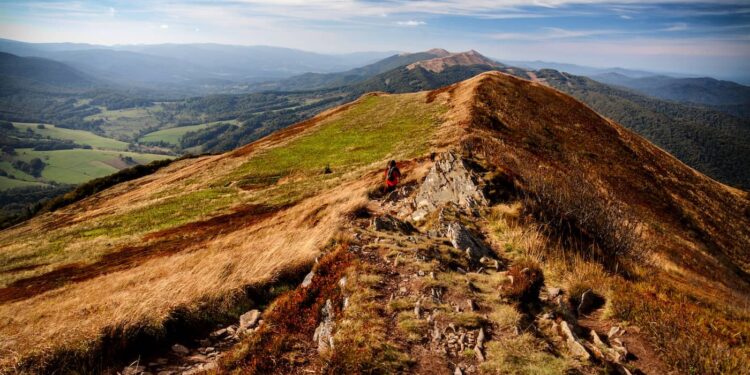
[412,152,486,221]
[371,214,415,234]
[474,345,485,362]
[558,321,591,360]
[608,326,621,339]
[210,328,227,338]
[239,309,261,330]
[445,222,492,259]
[171,344,189,356]
[476,328,485,349]
[301,270,315,287]
[313,299,336,353]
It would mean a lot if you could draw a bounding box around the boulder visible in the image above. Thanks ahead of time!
[445,222,492,259]
[411,152,487,221]
[239,309,261,330]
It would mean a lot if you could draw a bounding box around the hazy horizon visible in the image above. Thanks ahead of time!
[1,1,749,81]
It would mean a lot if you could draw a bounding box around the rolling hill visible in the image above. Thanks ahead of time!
[591,73,750,106]
[0,38,394,94]
[179,49,750,190]
[0,72,747,374]
[0,52,98,94]
[256,49,454,91]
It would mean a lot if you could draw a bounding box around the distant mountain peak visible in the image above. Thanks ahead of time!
[425,48,452,57]
[407,50,501,73]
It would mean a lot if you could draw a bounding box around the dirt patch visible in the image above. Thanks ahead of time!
[0,204,291,304]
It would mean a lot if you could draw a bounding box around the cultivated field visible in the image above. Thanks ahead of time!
[12,149,169,184]
[139,119,240,146]
[12,123,129,151]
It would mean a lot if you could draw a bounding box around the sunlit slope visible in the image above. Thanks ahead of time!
[0,92,446,369]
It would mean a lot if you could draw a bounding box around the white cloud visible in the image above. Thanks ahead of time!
[663,23,688,32]
[620,15,632,19]
[397,20,426,26]
[491,27,621,41]
[160,24,169,29]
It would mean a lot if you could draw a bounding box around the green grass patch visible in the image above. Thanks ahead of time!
[230,94,445,184]
[0,161,39,182]
[139,120,239,146]
[84,187,238,238]
[13,123,128,150]
[85,105,167,140]
[14,148,170,185]
[0,176,49,189]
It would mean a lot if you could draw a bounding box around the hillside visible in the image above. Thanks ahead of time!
[0,72,747,374]
[531,69,750,190]
[186,51,750,191]
[407,50,503,72]
[0,38,394,95]
[0,52,98,94]
[591,73,750,108]
[258,50,451,91]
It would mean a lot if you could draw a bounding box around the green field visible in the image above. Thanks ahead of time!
[0,176,48,189]
[13,123,129,151]
[13,149,171,184]
[139,120,240,146]
[0,161,37,181]
[85,105,168,141]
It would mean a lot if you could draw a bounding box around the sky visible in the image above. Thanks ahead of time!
[0,0,749,80]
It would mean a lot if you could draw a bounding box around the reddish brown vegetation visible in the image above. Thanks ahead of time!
[220,246,353,374]
[462,72,750,289]
[501,262,544,304]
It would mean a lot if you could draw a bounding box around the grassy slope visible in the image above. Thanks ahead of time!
[12,123,128,151]
[13,148,169,185]
[0,176,47,189]
[139,119,240,146]
[0,92,447,371]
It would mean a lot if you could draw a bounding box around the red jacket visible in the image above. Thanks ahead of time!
[385,166,401,187]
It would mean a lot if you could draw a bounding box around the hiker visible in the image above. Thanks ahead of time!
[384,160,401,193]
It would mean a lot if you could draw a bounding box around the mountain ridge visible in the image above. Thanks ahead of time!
[1,71,748,374]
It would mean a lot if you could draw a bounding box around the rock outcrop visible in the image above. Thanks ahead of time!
[313,299,336,353]
[411,153,486,221]
[445,222,492,259]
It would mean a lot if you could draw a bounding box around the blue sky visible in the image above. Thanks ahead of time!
[0,1,749,80]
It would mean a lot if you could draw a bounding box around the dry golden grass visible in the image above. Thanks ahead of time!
[0,90,450,371]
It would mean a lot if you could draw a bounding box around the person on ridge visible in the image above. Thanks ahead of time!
[384,160,401,193]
